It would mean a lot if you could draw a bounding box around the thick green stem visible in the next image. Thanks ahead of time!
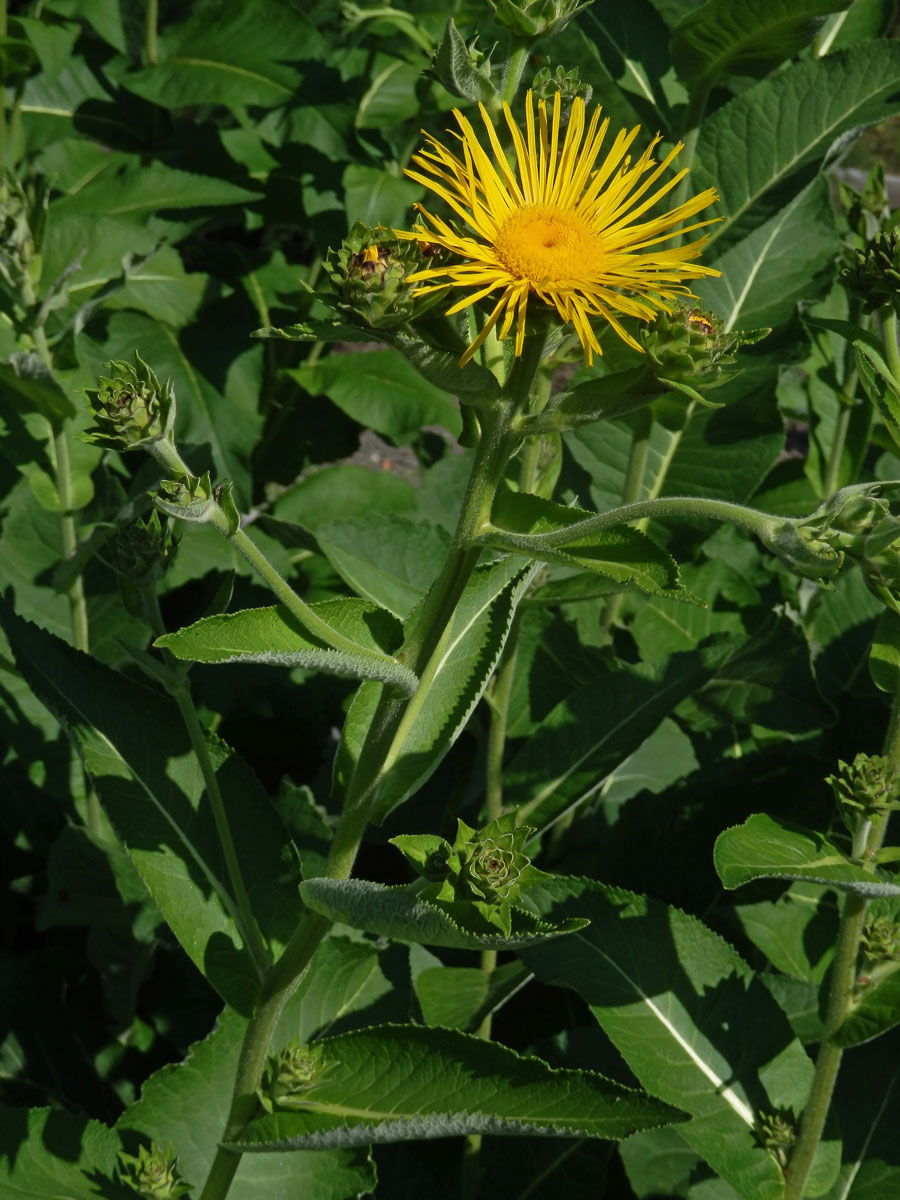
[601,405,653,635]
[882,309,900,392]
[822,395,854,499]
[500,40,530,107]
[145,0,158,65]
[199,337,547,1200]
[783,688,900,1199]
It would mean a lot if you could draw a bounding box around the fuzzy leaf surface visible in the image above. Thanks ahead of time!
[156,599,417,694]
[230,1024,687,1151]
[715,813,900,896]
[300,878,587,949]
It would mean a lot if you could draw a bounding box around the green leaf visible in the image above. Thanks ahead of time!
[230,1024,687,1151]
[119,0,320,109]
[383,326,502,398]
[300,877,588,949]
[695,176,838,331]
[336,557,540,823]
[343,163,422,229]
[252,319,376,344]
[288,349,463,445]
[53,161,259,218]
[521,367,657,433]
[695,40,900,250]
[835,963,900,1047]
[0,600,303,1014]
[0,353,76,424]
[734,881,839,983]
[504,641,731,826]
[0,1106,127,1198]
[314,515,451,620]
[521,876,826,1200]
[855,339,900,453]
[415,962,529,1031]
[486,491,685,597]
[118,1004,375,1200]
[156,598,417,695]
[671,0,849,89]
[870,609,900,694]
[715,813,900,896]
[431,18,498,104]
[271,463,417,529]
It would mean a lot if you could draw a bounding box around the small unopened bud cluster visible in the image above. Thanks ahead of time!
[532,66,592,107]
[861,915,900,964]
[841,227,900,315]
[117,1143,190,1200]
[324,220,447,330]
[754,1108,797,1169]
[258,1044,325,1112]
[828,752,898,830]
[104,511,178,620]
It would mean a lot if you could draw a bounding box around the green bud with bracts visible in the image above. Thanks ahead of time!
[324,220,449,330]
[258,1043,326,1112]
[81,353,176,454]
[640,299,768,393]
[861,915,900,964]
[117,1143,191,1200]
[841,226,900,315]
[828,752,898,831]
[102,511,178,620]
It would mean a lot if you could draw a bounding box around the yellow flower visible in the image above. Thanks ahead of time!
[395,91,720,366]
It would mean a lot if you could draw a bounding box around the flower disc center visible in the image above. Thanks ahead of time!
[495,204,601,286]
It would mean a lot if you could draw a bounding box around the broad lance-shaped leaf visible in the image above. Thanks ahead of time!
[335,557,542,823]
[521,876,841,1200]
[715,813,900,897]
[483,491,688,599]
[230,1024,687,1151]
[300,878,588,950]
[694,39,900,250]
[504,639,733,827]
[155,597,418,695]
[119,1001,376,1200]
[695,174,838,332]
[0,1107,123,1199]
[671,0,849,90]
[0,599,302,1015]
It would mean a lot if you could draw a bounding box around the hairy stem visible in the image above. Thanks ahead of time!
[783,688,900,1199]
[198,337,546,1200]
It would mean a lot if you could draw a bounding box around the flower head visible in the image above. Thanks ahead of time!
[395,90,720,366]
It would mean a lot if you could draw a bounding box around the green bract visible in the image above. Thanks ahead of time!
[80,353,176,453]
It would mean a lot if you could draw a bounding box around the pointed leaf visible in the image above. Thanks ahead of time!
[336,557,541,822]
[695,40,900,250]
[835,961,900,1047]
[715,813,900,896]
[521,876,828,1200]
[0,600,303,1014]
[230,1024,687,1151]
[671,0,850,89]
[0,1106,126,1199]
[0,353,76,424]
[155,599,417,695]
[300,877,587,950]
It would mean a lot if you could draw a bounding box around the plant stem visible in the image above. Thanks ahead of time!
[601,405,653,635]
[882,309,900,392]
[145,0,158,65]
[501,39,530,107]
[822,394,854,499]
[783,688,900,1199]
[198,337,547,1200]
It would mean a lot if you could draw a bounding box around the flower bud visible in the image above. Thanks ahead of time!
[754,1108,797,1168]
[0,176,36,295]
[259,1044,325,1111]
[81,354,176,453]
[324,220,447,330]
[459,817,532,904]
[861,915,900,964]
[839,163,891,242]
[103,511,178,619]
[640,300,767,390]
[488,0,590,39]
[762,518,844,582]
[532,66,592,108]
[118,1143,190,1200]
[828,752,898,829]
[840,227,900,315]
